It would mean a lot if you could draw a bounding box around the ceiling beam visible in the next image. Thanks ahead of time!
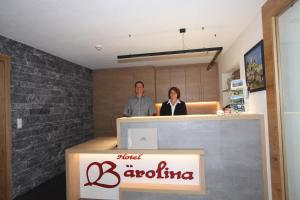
[207,47,223,70]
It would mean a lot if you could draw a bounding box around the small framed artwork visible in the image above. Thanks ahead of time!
[244,40,266,92]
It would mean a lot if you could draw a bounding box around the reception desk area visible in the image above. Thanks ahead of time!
[66,114,268,200]
[3,1,298,199]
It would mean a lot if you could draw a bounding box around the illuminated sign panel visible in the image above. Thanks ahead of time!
[79,151,204,200]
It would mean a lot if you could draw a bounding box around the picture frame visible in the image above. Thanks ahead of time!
[244,40,266,92]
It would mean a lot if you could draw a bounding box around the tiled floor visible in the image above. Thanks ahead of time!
[14,173,66,200]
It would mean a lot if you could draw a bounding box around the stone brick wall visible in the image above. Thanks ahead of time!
[0,35,93,198]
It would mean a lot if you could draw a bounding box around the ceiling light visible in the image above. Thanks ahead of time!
[117,28,222,70]
[117,47,223,70]
[95,45,103,51]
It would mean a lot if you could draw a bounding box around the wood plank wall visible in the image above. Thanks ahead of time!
[0,54,12,200]
[262,0,295,199]
[93,66,156,137]
[155,63,219,102]
[93,63,219,137]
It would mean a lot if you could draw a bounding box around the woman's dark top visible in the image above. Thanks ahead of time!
[160,100,187,116]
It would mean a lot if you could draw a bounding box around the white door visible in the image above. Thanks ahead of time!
[277,1,300,200]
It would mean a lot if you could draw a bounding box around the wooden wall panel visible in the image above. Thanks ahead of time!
[112,69,134,133]
[262,0,295,200]
[0,60,5,200]
[93,67,156,136]
[112,69,134,106]
[170,67,186,101]
[0,59,5,200]
[93,64,219,137]
[155,63,219,103]
[0,55,12,200]
[185,65,201,102]
[93,70,114,137]
[201,64,219,102]
[155,68,170,103]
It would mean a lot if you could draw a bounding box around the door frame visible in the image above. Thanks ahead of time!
[0,54,12,200]
[262,0,297,200]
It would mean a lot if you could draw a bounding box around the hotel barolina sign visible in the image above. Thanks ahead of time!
[79,150,205,200]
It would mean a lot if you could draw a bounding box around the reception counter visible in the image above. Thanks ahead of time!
[66,114,268,200]
[66,137,205,200]
[117,114,268,200]
[65,137,117,200]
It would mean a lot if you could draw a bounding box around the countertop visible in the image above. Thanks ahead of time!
[117,113,264,123]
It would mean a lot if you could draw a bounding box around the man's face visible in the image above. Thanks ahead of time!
[135,83,144,97]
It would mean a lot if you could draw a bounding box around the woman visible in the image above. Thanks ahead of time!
[160,87,187,116]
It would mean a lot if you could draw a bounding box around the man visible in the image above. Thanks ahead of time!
[123,81,156,117]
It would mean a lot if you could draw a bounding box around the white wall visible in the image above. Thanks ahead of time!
[217,12,272,200]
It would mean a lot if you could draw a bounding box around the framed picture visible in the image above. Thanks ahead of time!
[244,40,266,92]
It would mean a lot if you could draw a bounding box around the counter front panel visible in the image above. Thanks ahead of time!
[117,114,267,200]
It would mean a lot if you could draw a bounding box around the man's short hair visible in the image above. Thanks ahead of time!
[135,81,144,88]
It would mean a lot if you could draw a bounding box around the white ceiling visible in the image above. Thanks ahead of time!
[0,0,266,69]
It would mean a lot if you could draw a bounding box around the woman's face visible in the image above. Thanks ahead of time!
[170,90,178,100]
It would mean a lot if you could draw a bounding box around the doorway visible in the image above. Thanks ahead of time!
[0,54,12,200]
[277,1,300,199]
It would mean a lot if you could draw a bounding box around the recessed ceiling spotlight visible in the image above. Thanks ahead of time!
[179,28,186,33]
[95,44,103,51]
